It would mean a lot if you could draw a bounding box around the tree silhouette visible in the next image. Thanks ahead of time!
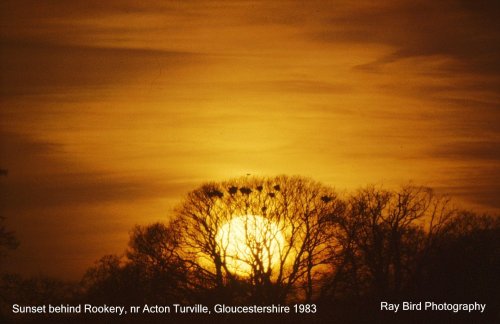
[3,175,498,323]
[174,175,344,303]
[80,222,195,305]
[0,216,18,263]
[321,185,460,298]
[76,177,498,318]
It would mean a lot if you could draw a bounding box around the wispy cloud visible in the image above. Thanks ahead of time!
[0,40,201,99]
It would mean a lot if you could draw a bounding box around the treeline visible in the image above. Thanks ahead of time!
[1,176,499,323]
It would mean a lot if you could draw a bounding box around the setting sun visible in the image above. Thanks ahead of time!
[216,215,285,277]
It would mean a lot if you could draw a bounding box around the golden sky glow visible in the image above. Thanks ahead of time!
[1,1,499,279]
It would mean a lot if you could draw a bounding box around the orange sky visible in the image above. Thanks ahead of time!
[1,0,499,279]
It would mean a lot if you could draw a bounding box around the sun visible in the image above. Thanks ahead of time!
[216,215,285,277]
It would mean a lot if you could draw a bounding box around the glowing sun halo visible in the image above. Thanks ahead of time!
[216,215,285,276]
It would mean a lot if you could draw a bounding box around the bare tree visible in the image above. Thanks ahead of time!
[174,175,344,303]
[322,185,459,297]
[80,222,198,304]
